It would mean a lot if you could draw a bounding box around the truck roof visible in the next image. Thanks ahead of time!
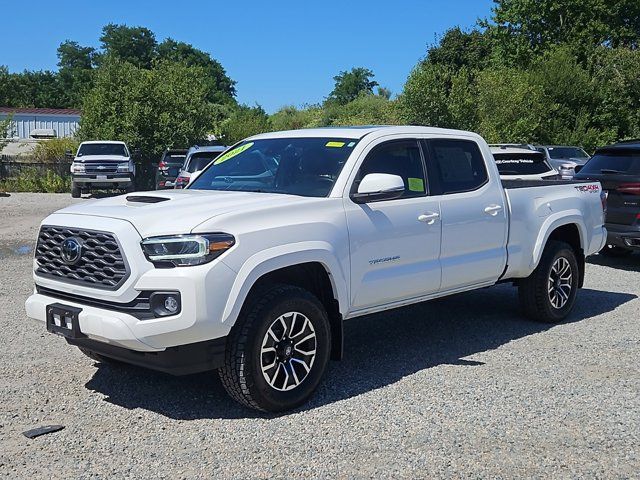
[248,125,484,141]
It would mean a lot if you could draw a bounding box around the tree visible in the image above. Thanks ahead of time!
[427,27,493,70]
[80,57,217,186]
[399,63,453,127]
[0,114,15,152]
[328,68,379,105]
[157,39,236,103]
[270,105,323,131]
[218,105,271,144]
[98,24,157,68]
[57,41,96,108]
[486,0,640,65]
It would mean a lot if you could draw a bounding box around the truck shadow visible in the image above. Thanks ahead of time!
[84,285,636,420]
[587,253,640,273]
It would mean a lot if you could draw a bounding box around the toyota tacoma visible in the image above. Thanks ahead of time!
[26,126,607,412]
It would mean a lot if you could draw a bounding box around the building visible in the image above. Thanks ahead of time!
[0,107,81,139]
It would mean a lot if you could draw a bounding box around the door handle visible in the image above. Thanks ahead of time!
[484,204,503,216]
[418,212,440,224]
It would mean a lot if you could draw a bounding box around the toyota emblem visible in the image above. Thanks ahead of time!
[61,238,82,264]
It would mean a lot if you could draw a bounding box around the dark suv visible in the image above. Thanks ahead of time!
[155,149,188,190]
[575,141,640,256]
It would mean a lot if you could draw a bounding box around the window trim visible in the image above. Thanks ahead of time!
[348,138,429,202]
[423,138,489,195]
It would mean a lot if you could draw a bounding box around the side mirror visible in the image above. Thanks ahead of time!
[351,173,405,204]
[188,170,202,185]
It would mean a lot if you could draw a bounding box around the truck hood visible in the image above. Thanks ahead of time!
[75,155,130,163]
[53,189,310,237]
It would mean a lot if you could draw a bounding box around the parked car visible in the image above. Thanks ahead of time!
[174,145,227,189]
[69,141,136,198]
[26,126,606,412]
[155,148,187,190]
[535,145,590,178]
[575,140,640,256]
[490,146,559,180]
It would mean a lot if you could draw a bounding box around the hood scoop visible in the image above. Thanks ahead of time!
[125,195,170,204]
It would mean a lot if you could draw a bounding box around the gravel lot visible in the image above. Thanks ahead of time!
[0,192,638,478]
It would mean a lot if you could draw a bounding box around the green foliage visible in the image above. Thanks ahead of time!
[328,68,379,105]
[0,114,15,151]
[80,57,217,162]
[98,24,157,68]
[427,27,493,70]
[31,138,80,163]
[218,105,272,144]
[399,63,453,127]
[270,105,323,131]
[324,94,401,126]
[0,167,70,193]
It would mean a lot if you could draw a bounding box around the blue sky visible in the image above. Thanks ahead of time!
[3,0,494,112]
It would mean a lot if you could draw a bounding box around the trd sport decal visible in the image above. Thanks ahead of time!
[574,185,600,193]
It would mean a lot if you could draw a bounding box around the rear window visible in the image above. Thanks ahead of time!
[187,152,222,172]
[547,147,589,159]
[493,152,554,175]
[580,151,640,175]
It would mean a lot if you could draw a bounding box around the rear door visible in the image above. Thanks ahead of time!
[424,138,508,291]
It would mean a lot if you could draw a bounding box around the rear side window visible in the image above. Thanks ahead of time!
[580,151,640,175]
[493,152,554,175]
[429,139,488,194]
[354,140,427,199]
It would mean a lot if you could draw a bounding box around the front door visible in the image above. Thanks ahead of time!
[345,139,442,311]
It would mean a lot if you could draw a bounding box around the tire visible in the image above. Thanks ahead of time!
[71,182,81,198]
[599,244,633,257]
[219,284,331,412]
[518,240,579,323]
[78,347,115,364]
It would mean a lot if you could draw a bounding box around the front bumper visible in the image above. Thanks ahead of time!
[606,224,640,249]
[73,173,134,186]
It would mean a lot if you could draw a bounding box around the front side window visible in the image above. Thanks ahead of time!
[189,138,358,197]
[352,140,427,199]
[429,139,488,194]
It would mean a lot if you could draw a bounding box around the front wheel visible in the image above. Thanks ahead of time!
[518,240,580,323]
[71,182,81,198]
[219,284,331,412]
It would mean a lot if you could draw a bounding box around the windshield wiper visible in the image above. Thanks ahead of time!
[600,168,624,174]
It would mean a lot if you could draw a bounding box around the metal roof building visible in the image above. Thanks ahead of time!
[0,107,81,139]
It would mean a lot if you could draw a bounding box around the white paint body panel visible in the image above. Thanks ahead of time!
[25,126,606,352]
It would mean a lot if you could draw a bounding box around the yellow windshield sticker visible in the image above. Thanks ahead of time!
[325,141,345,148]
[214,142,254,165]
[408,177,425,192]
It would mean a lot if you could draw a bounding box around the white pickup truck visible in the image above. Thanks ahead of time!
[26,126,607,412]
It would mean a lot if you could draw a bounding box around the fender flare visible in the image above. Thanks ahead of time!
[220,241,349,327]
[530,210,587,270]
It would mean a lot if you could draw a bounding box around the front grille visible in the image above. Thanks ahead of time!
[35,226,129,290]
[84,163,118,174]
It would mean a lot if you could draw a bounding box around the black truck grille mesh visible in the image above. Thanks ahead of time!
[35,226,129,289]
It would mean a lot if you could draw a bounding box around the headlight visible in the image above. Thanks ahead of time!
[141,233,235,267]
[117,161,133,173]
[70,163,85,174]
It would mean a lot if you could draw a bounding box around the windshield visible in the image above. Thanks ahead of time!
[187,152,223,173]
[493,152,554,175]
[78,143,127,157]
[579,151,640,175]
[189,137,358,197]
[547,147,589,159]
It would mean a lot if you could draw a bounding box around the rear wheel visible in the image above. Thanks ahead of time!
[600,244,633,257]
[71,182,81,198]
[518,240,579,323]
[219,284,331,412]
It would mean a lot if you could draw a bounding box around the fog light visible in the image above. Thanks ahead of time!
[149,292,181,318]
[164,296,179,314]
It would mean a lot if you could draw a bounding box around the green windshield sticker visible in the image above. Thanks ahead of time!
[214,142,254,165]
[325,141,345,148]
[408,177,425,192]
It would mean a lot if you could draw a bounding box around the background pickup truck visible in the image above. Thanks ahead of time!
[26,126,607,412]
[68,141,136,198]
